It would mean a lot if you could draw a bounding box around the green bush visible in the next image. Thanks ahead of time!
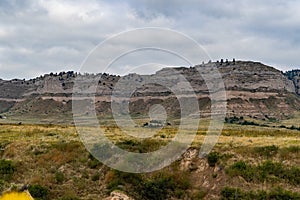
[225,116,240,123]
[116,139,167,153]
[0,179,7,193]
[139,172,191,200]
[240,120,259,126]
[0,159,15,181]
[140,175,175,200]
[207,152,219,167]
[258,161,284,179]
[224,116,260,126]
[287,167,300,185]
[226,161,257,182]
[221,187,244,199]
[28,184,49,200]
[87,159,100,169]
[281,145,300,154]
[91,173,100,181]
[106,170,192,200]
[254,145,279,158]
[106,170,142,192]
[226,160,300,185]
[55,171,65,184]
[220,187,300,200]
[52,141,81,152]
[192,190,207,200]
[269,187,300,199]
[87,153,101,169]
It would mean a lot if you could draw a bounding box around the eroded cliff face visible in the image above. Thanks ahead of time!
[285,69,300,95]
[117,61,298,120]
[0,61,299,121]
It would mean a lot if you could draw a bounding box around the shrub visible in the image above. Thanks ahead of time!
[88,159,100,169]
[0,179,7,193]
[140,175,175,200]
[55,171,65,184]
[106,170,192,200]
[106,170,142,192]
[139,172,191,200]
[283,145,300,153]
[192,190,207,200]
[240,120,259,126]
[224,116,260,126]
[91,173,100,181]
[226,161,256,182]
[87,153,101,169]
[287,167,300,185]
[254,145,279,158]
[290,125,297,130]
[28,184,49,200]
[52,141,81,152]
[220,187,300,200]
[221,187,244,199]
[226,160,300,185]
[225,116,240,124]
[116,139,167,153]
[0,159,15,181]
[207,152,219,167]
[230,160,247,170]
[258,161,284,178]
[269,187,300,199]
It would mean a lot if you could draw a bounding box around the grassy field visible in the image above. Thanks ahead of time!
[0,121,299,199]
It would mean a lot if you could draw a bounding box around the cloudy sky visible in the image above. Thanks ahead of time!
[0,0,300,79]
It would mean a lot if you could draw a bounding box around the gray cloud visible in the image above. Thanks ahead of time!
[0,0,299,79]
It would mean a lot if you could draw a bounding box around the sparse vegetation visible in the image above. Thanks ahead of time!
[0,123,299,199]
[225,116,261,126]
[226,160,300,185]
[91,173,100,182]
[28,184,49,200]
[105,169,192,200]
[87,153,101,169]
[253,145,279,158]
[221,187,300,200]
[0,159,15,181]
[115,138,167,153]
[207,152,219,167]
[54,171,65,184]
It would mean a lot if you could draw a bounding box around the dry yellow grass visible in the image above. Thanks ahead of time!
[0,122,299,199]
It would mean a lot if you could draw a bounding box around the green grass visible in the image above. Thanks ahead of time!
[226,160,300,185]
[253,145,279,158]
[221,187,300,200]
[106,169,192,200]
[28,184,49,200]
[0,159,15,181]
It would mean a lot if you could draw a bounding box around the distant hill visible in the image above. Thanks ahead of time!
[0,60,299,123]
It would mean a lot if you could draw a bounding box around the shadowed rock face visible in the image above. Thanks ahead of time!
[285,69,300,95]
[0,61,299,121]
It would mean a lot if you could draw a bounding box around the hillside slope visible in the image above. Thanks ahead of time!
[0,61,299,123]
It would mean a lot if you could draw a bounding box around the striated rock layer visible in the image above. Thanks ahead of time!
[0,61,299,122]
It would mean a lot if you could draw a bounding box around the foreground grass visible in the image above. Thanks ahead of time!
[0,122,299,199]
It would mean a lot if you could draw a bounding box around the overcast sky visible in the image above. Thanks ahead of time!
[0,0,300,79]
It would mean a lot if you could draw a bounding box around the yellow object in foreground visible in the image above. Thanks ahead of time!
[0,191,34,200]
